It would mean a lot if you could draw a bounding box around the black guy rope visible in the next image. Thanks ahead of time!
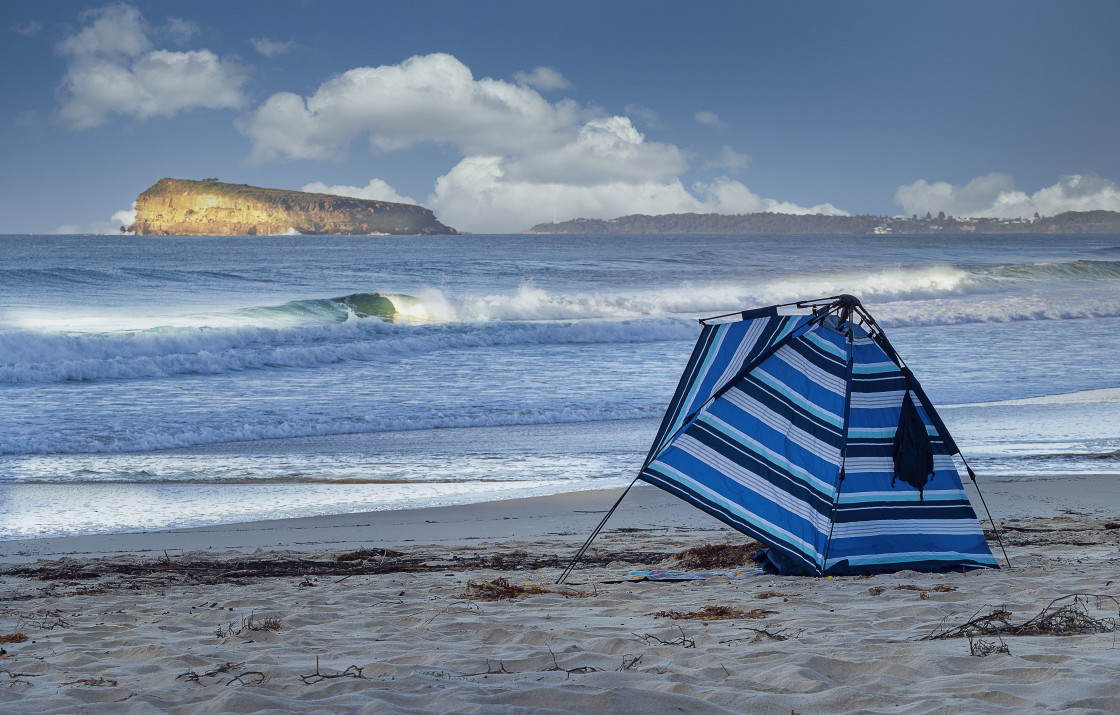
[556,477,639,584]
[960,456,1012,568]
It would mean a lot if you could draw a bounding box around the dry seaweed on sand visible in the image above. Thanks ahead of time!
[0,548,678,588]
[671,543,763,569]
[756,591,800,599]
[335,547,402,562]
[458,577,595,601]
[894,583,955,592]
[651,605,777,621]
[968,635,1011,656]
[922,593,1119,640]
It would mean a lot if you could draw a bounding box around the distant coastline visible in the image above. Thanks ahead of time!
[524,209,1120,235]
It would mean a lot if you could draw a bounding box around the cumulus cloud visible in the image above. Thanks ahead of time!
[702,145,749,172]
[430,158,847,233]
[56,3,246,128]
[242,52,843,232]
[250,37,295,57]
[894,172,1120,218]
[513,66,571,90]
[694,110,727,128]
[300,179,417,205]
[241,53,585,162]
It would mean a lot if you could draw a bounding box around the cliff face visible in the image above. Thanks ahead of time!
[128,178,457,236]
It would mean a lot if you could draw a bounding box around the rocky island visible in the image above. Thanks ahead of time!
[127,178,456,236]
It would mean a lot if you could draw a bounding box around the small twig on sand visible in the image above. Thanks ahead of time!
[300,656,367,684]
[719,626,804,644]
[226,672,267,686]
[634,625,696,648]
[542,647,601,678]
[618,654,643,671]
[1,669,41,687]
[462,659,511,676]
[62,677,117,687]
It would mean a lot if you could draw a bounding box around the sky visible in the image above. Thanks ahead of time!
[2,0,1119,234]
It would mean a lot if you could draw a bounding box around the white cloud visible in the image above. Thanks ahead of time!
[242,53,584,162]
[53,204,136,234]
[513,66,572,90]
[300,179,417,205]
[894,172,1120,218]
[243,52,845,232]
[13,20,43,37]
[702,145,748,172]
[429,157,847,233]
[502,115,686,185]
[56,3,246,129]
[250,37,295,58]
[58,3,151,58]
[694,110,728,128]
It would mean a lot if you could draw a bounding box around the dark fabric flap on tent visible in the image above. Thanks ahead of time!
[892,391,935,498]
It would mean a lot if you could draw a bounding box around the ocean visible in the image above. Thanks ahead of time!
[2,233,1118,540]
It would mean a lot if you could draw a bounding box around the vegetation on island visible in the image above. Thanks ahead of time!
[524,210,1120,235]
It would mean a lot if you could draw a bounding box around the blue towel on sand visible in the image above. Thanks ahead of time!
[625,568,763,581]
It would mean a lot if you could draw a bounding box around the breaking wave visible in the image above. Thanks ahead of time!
[3,257,1119,385]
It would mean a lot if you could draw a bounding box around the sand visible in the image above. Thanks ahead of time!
[2,482,1119,714]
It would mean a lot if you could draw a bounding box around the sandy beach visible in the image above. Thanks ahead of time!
[2,479,1119,714]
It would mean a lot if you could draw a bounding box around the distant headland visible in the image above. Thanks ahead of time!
[524,210,1120,235]
[127,178,457,236]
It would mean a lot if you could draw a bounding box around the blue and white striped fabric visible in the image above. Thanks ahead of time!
[643,308,811,467]
[640,312,997,576]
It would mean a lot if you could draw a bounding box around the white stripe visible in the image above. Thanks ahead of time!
[672,434,834,534]
[803,330,848,360]
[699,413,837,498]
[830,519,985,538]
[648,461,823,562]
[748,370,844,428]
[850,391,905,408]
[842,455,957,473]
[712,318,767,394]
[774,344,847,395]
[721,389,842,465]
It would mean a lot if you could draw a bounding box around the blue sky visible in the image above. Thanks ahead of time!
[2,0,1119,233]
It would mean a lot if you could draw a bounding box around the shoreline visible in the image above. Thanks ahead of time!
[6,469,1120,563]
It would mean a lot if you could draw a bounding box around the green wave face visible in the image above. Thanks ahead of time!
[225,292,412,325]
[336,293,399,319]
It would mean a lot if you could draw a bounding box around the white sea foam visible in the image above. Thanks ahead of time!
[4,268,1120,385]
[0,404,664,455]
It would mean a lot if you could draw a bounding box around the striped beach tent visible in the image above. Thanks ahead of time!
[560,295,1002,581]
